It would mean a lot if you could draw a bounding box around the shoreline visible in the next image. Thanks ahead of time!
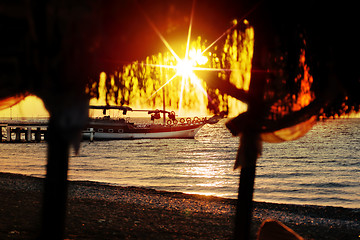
[4,170,359,210]
[0,172,359,239]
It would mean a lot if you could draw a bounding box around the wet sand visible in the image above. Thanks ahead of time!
[0,172,358,239]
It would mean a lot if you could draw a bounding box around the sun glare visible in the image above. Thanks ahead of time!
[189,49,208,65]
[176,50,208,78]
[176,59,194,78]
[88,0,255,117]
[175,51,209,115]
[139,0,214,116]
[174,48,209,79]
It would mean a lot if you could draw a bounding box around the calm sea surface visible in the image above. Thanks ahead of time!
[1,118,359,208]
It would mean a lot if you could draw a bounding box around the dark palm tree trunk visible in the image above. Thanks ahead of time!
[40,117,70,240]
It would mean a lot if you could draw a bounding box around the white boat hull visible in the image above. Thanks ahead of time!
[83,124,203,140]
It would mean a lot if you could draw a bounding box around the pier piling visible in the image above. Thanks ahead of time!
[0,121,48,143]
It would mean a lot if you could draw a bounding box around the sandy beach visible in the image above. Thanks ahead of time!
[0,172,358,239]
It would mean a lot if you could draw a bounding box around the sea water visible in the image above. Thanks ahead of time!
[0,118,359,208]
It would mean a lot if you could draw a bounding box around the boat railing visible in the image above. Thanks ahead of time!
[90,117,126,123]
[165,116,207,126]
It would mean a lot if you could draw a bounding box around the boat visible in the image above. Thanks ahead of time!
[83,105,215,140]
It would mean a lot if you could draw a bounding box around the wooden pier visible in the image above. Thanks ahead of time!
[0,121,48,142]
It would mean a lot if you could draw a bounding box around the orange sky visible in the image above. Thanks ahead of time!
[0,95,49,119]
[0,94,359,119]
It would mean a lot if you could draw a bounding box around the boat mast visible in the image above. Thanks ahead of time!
[161,65,166,125]
[162,82,166,124]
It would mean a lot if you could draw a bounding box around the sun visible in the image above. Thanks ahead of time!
[176,48,209,78]
[176,59,195,78]
[140,0,231,115]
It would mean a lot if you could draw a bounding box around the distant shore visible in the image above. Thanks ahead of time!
[0,172,358,239]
